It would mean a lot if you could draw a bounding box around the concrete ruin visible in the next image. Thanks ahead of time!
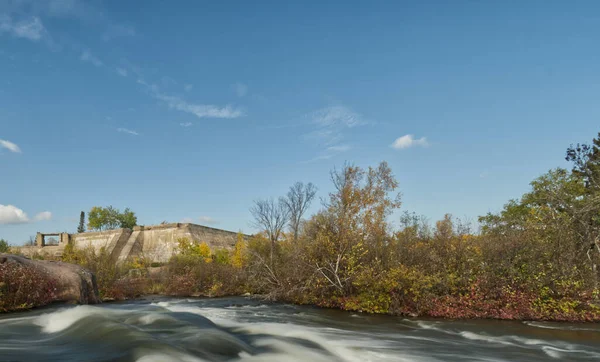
[21,223,245,263]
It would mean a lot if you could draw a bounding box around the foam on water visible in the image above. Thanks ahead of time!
[34,305,116,333]
[1,298,599,361]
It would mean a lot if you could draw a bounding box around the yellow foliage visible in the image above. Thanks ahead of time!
[231,233,247,268]
[177,237,212,263]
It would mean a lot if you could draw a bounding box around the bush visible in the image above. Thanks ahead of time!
[0,239,9,253]
[0,262,57,312]
[62,244,139,300]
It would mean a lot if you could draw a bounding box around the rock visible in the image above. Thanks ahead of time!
[0,254,100,305]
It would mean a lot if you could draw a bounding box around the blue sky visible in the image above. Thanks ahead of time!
[1,0,599,244]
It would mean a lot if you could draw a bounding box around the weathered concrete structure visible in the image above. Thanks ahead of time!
[35,232,70,247]
[21,223,245,263]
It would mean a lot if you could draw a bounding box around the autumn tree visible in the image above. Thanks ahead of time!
[250,198,290,263]
[284,182,317,242]
[306,161,401,294]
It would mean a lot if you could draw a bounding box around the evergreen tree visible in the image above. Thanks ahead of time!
[77,211,86,233]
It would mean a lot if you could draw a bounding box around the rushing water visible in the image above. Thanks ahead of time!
[0,297,599,361]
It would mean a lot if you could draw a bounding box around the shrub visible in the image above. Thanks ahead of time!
[0,239,10,253]
[0,262,57,312]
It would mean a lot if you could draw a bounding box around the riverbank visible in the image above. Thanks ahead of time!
[3,253,600,322]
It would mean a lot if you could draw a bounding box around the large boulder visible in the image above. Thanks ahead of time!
[0,254,100,305]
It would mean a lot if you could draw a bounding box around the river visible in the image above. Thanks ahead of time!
[0,297,599,361]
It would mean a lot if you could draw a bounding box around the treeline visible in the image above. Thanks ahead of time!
[3,132,599,320]
[140,131,599,320]
[202,132,598,320]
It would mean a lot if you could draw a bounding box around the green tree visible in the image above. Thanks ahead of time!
[0,239,9,253]
[566,132,600,191]
[88,206,137,231]
[77,211,86,233]
[117,208,137,229]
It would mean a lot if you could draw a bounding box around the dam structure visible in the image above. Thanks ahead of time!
[25,223,245,263]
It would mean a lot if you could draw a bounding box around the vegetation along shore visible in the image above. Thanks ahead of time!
[2,131,600,322]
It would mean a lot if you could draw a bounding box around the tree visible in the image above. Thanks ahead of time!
[118,208,137,229]
[250,197,290,263]
[284,182,317,242]
[0,239,9,253]
[77,211,86,233]
[306,161,402,294]
[565,132,600,286]
[88,206,138,231]
[566,132,600,190]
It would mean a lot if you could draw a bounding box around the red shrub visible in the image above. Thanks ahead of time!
[0,262,57,312]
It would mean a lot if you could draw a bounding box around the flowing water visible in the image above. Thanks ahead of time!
[0,297,599,361]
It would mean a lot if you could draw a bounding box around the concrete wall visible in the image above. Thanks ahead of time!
[135,223,241,263]
[72,228,130,256]
[24,223,245,263]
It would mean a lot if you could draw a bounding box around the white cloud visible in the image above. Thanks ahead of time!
[80,50,103,67]
[0,139,21,153]
[198,216,218,225]
[181,217,194,223]
[184,84,193,92]
[117,128,139,136]
[391,134,429,149]
[233,82,248,97]
[0,15,45,41]
[34,211,52,221]
[156,93,244,119]
[180,122,192,127]
[0,204,29,224]
[116,67,128,77]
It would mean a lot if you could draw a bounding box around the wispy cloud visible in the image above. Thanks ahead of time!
[102,24,135,41]
[117,128,139,136]
[198,216,218,225]
[304,105,365,146]
[184,84,193,92]
[80,50,103,67]
[302,144,352,163]
[34,211,52,221]
[0,15,45,41]
[391,134,429,149]
[311,106,364,128]
[298,105,366,162]
[155,93,244,119]
[326,145,351,153]
[0,139,21,153]
[116,67,128,77]
[233,82,248,97]
[180,122,193,127]
[181,216,219,225]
